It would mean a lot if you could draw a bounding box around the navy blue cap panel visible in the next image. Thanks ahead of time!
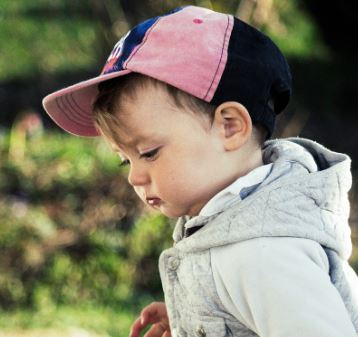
[211,17,292,136]
[102,7,184,75]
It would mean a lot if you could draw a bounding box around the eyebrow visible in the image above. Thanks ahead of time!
[111,135,143,152]
[110,133,155,154]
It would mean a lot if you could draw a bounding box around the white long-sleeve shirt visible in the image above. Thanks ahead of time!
[188,163,357,336]
[212,237,356,336]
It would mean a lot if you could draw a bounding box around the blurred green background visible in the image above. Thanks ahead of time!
[0,0,357,336]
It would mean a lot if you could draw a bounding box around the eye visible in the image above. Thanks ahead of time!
[140,148,160,161]
[119,159,130,167]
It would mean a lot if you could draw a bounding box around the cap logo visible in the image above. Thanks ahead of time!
[101,6,184,76]
[101,31,130,74]
[108,31,130,61]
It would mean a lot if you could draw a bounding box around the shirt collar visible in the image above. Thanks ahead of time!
[196,163,273,219]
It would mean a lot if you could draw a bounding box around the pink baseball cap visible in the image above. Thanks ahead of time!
[42,6,291,137]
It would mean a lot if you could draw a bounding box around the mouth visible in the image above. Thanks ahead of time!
[146,197,162,207]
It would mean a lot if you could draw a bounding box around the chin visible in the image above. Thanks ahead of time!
[159,206,188,219]
[161,211,183,219]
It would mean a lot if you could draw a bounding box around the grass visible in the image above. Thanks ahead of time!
[0,239,356,337]
[0,304,137,337]
[0,290,159,337]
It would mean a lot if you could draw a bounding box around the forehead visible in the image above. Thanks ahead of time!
[105,80,212,152]
[117,81,211,126]
[112,84,181,132]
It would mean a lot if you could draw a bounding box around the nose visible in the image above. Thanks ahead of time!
[127,163,150,187]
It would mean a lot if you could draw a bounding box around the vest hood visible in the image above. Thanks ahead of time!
[173,138,353,260]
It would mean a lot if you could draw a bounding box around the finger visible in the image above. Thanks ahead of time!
[129,316,146,337]
[163,331,172,337]
[143,323,166,337]
[141,303,165,325]
[130,302,164,337]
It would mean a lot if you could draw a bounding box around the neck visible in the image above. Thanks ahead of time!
[189,145,264,217]
[240,146,264,176]
[217,145,264,196]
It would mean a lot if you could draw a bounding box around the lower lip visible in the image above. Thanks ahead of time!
[147,198,162,207]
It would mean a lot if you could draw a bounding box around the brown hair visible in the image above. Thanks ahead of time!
[92,73,267,146]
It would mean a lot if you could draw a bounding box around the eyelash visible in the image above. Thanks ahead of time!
[140,148,160,160]
[119,159,130,167]
[119,148,160,167]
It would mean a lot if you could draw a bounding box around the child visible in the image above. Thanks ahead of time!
[43,6,358,337]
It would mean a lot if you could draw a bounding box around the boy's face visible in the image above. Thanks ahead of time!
[110,85,232,218]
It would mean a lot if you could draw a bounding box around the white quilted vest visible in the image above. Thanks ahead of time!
[159,138,358,337]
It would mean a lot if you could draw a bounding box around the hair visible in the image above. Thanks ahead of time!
[92,73,267,146]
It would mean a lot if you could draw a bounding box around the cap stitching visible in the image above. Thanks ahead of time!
[55,97,78,126]
[56,97,92,127]
[63,94,92,123]
[124,18,161,69]
[204,15,230,101]
[55,96,93,127]
[69,92,94,120]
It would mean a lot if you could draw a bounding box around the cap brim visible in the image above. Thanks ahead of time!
[42,69,132,137]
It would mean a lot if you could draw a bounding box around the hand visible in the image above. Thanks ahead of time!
[129,301,171,337]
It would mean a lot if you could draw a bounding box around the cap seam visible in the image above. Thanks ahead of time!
[124,18,162,69]
[204,14,231,101]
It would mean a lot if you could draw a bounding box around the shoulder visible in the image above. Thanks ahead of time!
[210,238,357,336]
[210,237,330,310]
[210,237,329,277]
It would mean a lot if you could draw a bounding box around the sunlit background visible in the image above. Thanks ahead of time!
[0,1,357,336]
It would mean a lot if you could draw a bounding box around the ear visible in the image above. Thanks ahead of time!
[213,102,252,151]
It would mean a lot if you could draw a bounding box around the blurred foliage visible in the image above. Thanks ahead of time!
[0,0,358,335]
[0,128,356,337]
[0,129,173,310]
[0,0,326,82]
[255,0,329,59]
[0,304,139,337]
[0,0,100,81]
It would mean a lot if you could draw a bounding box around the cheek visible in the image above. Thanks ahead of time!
[158,159,208,195]
[151,161,188,195]
[155,167,181,190]
[153,137,220,194]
